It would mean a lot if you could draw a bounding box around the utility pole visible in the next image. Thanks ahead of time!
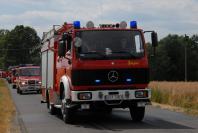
[184,34,189,82]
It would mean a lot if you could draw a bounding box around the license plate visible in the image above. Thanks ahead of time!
[137,102,146,107]
[81,104,90,109]
[105,95,123,100]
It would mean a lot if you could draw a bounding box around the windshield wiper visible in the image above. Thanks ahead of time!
[80,51,106,58]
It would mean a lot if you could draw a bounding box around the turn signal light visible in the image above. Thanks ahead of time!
[78,92,92,100]
[135,90,148,98]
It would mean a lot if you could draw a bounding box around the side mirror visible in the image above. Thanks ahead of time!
[58,41,66,57]
[74,37,82,47]
[62,32,67,41]
[151,32,158,47]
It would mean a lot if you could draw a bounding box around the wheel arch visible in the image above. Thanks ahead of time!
[60,75,71,100]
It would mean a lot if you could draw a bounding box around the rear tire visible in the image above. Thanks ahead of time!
[46,90,50,109]
[129,106,145,122]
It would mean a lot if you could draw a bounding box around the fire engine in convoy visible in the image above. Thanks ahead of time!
[0,69,6,78]
[41,20,158,123]
[15,65,41,94]
[9,66,18,87]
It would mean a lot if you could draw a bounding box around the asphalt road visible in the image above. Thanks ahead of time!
[8,83,198,133]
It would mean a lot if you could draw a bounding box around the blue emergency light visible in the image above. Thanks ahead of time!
[95,79,101,83]
[130,21,137,28]
[73,21,81,29]
[126,78,132,82]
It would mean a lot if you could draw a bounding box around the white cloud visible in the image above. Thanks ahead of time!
[0,0,197,38]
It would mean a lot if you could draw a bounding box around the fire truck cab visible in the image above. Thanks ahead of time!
[41,20,158,123]
[15,65,41,94]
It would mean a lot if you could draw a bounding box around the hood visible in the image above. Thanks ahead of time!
[19,76,41,81]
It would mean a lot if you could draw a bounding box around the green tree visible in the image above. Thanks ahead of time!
[148,34,198,81]
[4,25,41,68]
[0,29,9,69]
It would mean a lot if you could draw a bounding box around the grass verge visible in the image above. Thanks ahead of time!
[0,79,16,133]
[149,81,198,116]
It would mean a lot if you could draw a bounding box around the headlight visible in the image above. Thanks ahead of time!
[38,81,41,84]
[21,81,27,85]
[78,92,92,100]
[135,90,148,98]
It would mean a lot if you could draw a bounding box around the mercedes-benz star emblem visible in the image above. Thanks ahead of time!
[108,71,119,82]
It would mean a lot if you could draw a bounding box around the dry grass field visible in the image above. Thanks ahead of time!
[0,79,16,133]
[149,81,198,115]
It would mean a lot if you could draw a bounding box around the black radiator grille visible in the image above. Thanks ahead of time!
[28,80,39,85]
[71,68,149,86]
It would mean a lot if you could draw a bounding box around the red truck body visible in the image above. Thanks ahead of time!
[41,21,158,123]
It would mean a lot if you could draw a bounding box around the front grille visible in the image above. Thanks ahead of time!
[72,68,149,86]
[28,80,37,85]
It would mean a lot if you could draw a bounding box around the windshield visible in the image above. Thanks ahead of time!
[76,30,144,59]
[19,68,40,76]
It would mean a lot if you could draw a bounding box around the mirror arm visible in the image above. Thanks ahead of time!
[143,30,155,33]
[153,46,156,56]
[47,39,58,52]
[65,56,72,64]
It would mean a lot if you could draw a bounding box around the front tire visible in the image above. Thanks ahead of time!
[129,106,145,122]
[61,88,73,124]
[17,88,19,94]
[61,101,73,124]
[37,90,41,94]
[12,84,16,89]
[49,104,57,115]
[19,89,23,95]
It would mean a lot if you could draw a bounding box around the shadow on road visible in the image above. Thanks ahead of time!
[54,109,193,131]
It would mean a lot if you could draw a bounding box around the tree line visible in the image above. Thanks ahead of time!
[148,34,198,81]
[0,25,41,69]
[0,25,198,81]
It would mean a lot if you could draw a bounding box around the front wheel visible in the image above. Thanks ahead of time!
[37,90,41,94]
[12,84,16,89]
[19,89,23,95]
[129,106,145,122]
[61,100,73,124]
[49,104,57,115]
[17,88,19,94]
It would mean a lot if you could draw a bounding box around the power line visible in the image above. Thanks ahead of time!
[0,48,40,51]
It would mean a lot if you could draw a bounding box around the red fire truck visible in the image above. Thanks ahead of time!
[9,66,19,88]
[41,20,158,123]
[5,70,11,83]
[0,69,6,78]
[15,65,41,94]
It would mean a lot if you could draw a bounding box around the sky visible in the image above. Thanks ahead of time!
[0,0,198,39]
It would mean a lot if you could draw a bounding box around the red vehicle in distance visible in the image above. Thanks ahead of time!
[8,66,19,88]
[0,69,6,78]
[15,65,41,94]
